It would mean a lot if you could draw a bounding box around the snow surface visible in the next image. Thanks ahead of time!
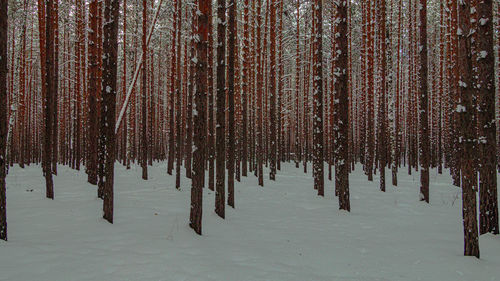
[0,163,499,281]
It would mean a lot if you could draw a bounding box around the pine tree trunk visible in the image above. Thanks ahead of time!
[378,0,387,193]
[215,0,226,218]
[44,0,55,199]
[295,0,301,170]
[256,0,264,186]
[190,0,209,235]
[101,0,119,224]
[313,0,324,195]
[476,0,499,235]
[186,1,196,179]
[0,0,8,241]
[419,0,430,203]
[87,0,99,185]
[227,0,236,207]
[242,0,250,177]
[335,0,350,211]
[207,1,215,190]
[457,0,480,258]
[141,0,148,180]
[175,0,182,189]
[269,0,277,181]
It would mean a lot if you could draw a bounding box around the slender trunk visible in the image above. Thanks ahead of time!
[269,0,277,181]
[335,0,350,211]
[0,0,8,241]
[44,0,55,199]
[418,0,430,203]
[215,0,226,218]
[87,0,99,185]
[227,0,236,207]
[141,0,148,180]
[313,0,324,195]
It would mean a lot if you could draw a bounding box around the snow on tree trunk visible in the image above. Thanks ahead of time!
[335,0,350,211]
[418,0,430,203]
[227,0,236,207]
[313,0,324,196]
[215,0,226,219]
[101,0,119,224]
[475,0,499,235]
[190,0,209,235]
[457,0,480,258]
[269,0,277,181]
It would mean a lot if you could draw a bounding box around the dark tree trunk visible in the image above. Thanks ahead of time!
[418,0,430,203]
[44,0,55,199]
[101,0,119,224]
[190,0,209,235]
[335,0,350,211]
[227,0,236,207]
[242,0,249,177]
[457,0,480,258]
[207,0,215,190]
[378,0,387,193]
[0,0,8,241]
[476,0,499,235]
[313,0,324,196]
[186,0,197,179]
[175,0,182,189]
[269,0,277,181]
[215,0,226,218]
[141,0,148,180]
[87,0,99,185]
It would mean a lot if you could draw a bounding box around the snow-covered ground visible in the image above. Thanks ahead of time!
[0,162,499,281]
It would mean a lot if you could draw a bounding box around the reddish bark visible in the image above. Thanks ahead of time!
[0,0,8,241]
[457,0,480,258]
[101,0,120,224]
[419,0,430,203]
[190,0,209,235]
[269,0,277,181]
[215,0,226,218]
[476,0,498,235]
[335,0,349,211]
[313,0,324,196]
[227,0,236,207]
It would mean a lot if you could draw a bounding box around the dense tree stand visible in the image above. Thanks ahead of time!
[0,0,497,261]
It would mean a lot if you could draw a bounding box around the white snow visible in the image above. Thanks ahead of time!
[0,163,499,281]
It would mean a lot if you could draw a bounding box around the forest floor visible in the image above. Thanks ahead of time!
[0,162,499,281]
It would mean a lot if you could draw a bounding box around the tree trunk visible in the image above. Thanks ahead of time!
[215,0,226,218]
[44,0,55,199]
[476,0,498,235]
[190,0,209,235]
[87,0,99,185]
[419,0,430,203]
[335,0,350,211]
[141,0,148,180]
[175,0,182,189]
[269,0,277,181]
[457,0,480,258]
[0,0,8,241]
[227,0,236,207]
[101,0,119,224]
[313,0,324,196]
